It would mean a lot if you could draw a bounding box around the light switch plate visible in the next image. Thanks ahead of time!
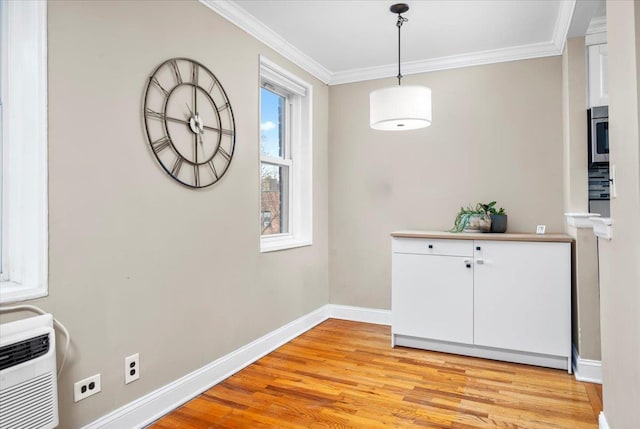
[536,225,546,235]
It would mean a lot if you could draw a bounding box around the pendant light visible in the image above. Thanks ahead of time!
[370,3,432,131]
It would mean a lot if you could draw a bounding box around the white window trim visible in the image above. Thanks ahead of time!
[1,0,48,303]
[260,56,312,253]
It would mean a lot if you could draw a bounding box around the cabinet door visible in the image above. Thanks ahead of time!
[392,253,473,344]
[473,241,570,357]
[589,43,609,107]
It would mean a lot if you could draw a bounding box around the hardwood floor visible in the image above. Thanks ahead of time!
[150,319,601,428]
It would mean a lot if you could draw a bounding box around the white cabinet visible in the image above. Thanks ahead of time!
[588,43,608,107]
[391,234,572,372]
[473,241,571,357]
[392,239,474,344]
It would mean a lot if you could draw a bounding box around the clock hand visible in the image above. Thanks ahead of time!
[186,109,196,163]
[194,133,198,164]
[165,116,190,125]
[203,124,234,136]
[193,84,198,119]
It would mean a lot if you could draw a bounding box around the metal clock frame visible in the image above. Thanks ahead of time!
[142,57,236,189]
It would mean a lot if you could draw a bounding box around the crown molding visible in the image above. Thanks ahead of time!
[333,0,576,85]
[587,16,607,35]
[586,32,607,46]
[199,0,332,84]
[200,0,577,87]
[552,0,576,52]
[586,16,607,46]
[331,41,563,85]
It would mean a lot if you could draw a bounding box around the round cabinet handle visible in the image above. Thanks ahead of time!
[464,260,471,268]
[476,246,481,251]
[428,244,433,249]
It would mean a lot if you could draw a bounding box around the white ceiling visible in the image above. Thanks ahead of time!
[202,0,606,85]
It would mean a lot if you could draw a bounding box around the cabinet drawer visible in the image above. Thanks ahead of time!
[392,237,473,257]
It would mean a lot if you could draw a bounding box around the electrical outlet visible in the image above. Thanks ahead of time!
[536,225,546,235]
[125,353,140,384]
[74,374,101,402]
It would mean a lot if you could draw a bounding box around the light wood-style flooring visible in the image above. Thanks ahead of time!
[151,319,602,428]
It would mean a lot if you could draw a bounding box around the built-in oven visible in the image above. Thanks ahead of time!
[588,106,609,164]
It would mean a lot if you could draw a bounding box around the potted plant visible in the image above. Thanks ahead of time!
[480,201,508,233]
[451,203,491,233]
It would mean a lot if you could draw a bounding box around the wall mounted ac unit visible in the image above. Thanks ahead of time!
[0,314,59,429]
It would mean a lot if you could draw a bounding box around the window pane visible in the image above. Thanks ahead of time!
[260,163,289,235]
[260,87,285,158]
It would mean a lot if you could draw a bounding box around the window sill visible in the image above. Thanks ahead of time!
[260,235,312,253]
[0,281,48,304]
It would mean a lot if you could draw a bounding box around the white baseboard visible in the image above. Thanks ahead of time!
[572,345,603,384]
[81,304,390,429]
[81,305,330,429]
[327,304,391,326]
[599,411,610,429]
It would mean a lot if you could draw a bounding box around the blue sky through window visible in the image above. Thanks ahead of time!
[260,87,284,158]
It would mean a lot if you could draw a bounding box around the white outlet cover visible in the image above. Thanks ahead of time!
[125,353,140,384]
[536,225,546,234]
[74,374,101,402]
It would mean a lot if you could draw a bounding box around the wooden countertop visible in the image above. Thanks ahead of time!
[391,230,573,243]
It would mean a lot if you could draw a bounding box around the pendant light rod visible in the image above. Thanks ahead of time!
[390,3,409,86]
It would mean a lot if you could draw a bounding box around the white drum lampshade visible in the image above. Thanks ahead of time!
[370,85,432,131]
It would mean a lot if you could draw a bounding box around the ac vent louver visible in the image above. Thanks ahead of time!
[0,334,50,371]
[0,314,59,429]
[0,372,56,429]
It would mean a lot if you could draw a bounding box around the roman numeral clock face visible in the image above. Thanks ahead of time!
[143,58,235,188]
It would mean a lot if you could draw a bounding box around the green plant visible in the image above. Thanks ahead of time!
[450,203,486,233]
[479,201,506,216]
[450,201,507,233]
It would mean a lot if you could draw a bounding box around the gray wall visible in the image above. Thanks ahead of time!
[2,1,329,427]
[562,36,601,362]
[328,57,565,309]
[567,226,601,360]
[599,1,640,427]
[562,37,589,214]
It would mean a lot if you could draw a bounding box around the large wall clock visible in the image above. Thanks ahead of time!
[143,58,235,188]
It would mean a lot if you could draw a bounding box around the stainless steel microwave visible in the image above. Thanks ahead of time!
[589,106,609,164]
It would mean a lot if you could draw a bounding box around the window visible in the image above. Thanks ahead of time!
[260,86,290,235]
[0,1,48,303]
[259,57,312,252]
